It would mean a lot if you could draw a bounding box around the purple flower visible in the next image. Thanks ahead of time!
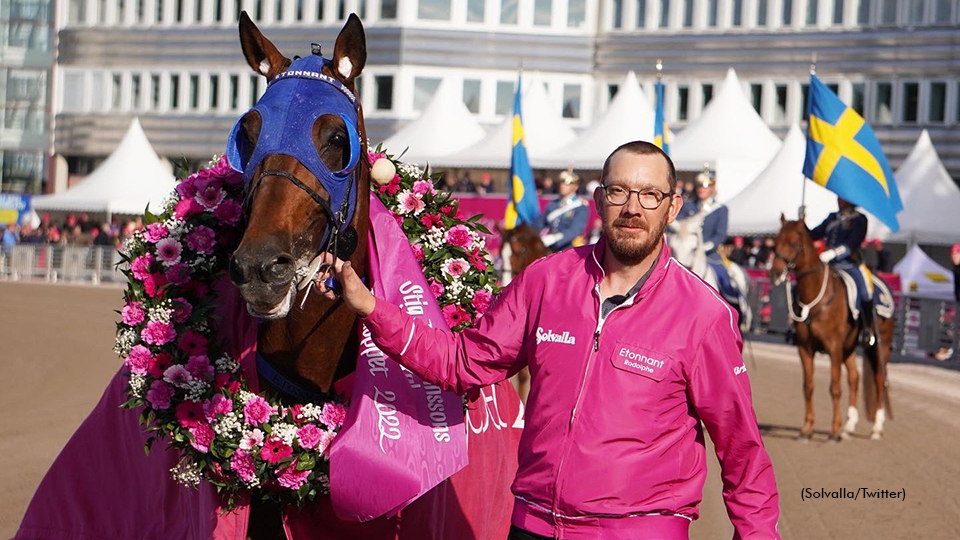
[205,393,234,419]
[244,396,274,425]
[230,449,255,482]
[121,301,146,326]
[165,263,192,286]
[186,354,214,381]
[156,238,182,266]
[143,223,169,243]
[171,297,192,323]
[214,199,243,225]
[176,176,200,199]
[163,364,193,387]
[125,345,152,375]
[146,380,174,409]
[141,320,176,345]
[185,225,217,254]
[196,186,226,210]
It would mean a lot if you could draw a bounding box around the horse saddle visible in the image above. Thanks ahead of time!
[835,266,895,321]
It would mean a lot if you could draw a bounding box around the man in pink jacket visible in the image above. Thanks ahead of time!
[322,141,781,540]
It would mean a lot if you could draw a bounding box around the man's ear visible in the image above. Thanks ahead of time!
[238,11,290,79]
[331,14,367,88]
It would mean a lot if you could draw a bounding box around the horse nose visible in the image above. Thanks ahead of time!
[230,247,295,287]
[228,256,248,286]
[259,253,296,285]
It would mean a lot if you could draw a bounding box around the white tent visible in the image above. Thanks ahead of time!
[538,71,654,170]
[435,77,576,169]
[670,69,782,202]
[726,124,838,235]
[32,118,175,218]
[893,244,955,299]
[867,130,960,246]
[380,79,487,165]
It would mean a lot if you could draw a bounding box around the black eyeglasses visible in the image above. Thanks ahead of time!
[601,184,674,210]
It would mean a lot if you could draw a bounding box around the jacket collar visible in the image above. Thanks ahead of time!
[589,236,673,299]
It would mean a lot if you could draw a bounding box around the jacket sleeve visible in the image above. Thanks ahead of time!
[836,213,867,260]
[703,206,728,251]
[556,203,590,247]
[687,316,781,540]
[360,266,533,395]
[808,214,830,241]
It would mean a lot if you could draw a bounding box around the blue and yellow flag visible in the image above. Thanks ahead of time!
[504,75,541,230]
[803,74,902,231]
[653,80,669,155]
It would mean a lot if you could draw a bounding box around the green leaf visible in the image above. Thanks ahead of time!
[143,207,160,225]
[474,223,492,235]
[467,213,484,223]
[144,437,155,456]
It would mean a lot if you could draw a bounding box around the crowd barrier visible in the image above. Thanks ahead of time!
[2,244,956,364]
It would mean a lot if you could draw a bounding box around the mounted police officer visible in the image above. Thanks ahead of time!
[809,197,876,347]
[679,166,738,304]
[539,168,590,252]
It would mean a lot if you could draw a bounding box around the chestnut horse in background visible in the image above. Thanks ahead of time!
[769,217,894,442]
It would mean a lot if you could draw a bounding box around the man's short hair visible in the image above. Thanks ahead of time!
[600,141,677,192]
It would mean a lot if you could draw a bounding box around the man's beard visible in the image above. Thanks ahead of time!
[603,213,668,266]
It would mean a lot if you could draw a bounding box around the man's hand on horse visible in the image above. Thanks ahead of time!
[318,253,376,317]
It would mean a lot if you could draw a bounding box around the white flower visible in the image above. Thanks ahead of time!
[298,403,324,422]
[184,380,209,401]
[113,327,138,357]
[399,163,423,178]
[215,355,239,373]
[170,458,202,488]
[370,158,397,185]
[239,428,265,450]
[213,412,242,438]
[148,305,173,324]
[272,422,298,446]
[130,374,147,398]
[396,190,426,216]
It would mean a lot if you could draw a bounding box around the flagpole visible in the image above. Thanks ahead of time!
[800,53,817,221]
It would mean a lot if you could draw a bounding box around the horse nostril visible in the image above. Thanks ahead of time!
[228,257,247,285]
[261,253,295,284]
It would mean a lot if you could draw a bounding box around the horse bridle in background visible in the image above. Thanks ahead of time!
[773,236,834,322]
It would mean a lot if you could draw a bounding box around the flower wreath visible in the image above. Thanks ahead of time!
[116,149,500,508]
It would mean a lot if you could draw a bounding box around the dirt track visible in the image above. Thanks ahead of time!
[1,281,958,539]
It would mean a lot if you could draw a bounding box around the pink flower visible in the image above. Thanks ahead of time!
[367,150,386,166]
[260,436,293,465]
[442,304,471,328]
[420,213,442,229]
[445,225,472,248]
[277,461,311,490]
[174,198,203,219]
[146,380,174,409]
[205,393,234,419]
[186,355,214,381]
[178,330,208,356]
[149,352,174,378]
[244,396,275,425]
[163,364,193,387]
[239,429,265,450]
[176,400,205,428]
[439,205,454,216]
[143,223,169,243]
[230,449,255,482]
[411,244,424,262]
[171,298,192,323]
[412,180,435,196]
[156,238,182,266]
[429,279,444,298]
[121,301,146,326]
[184,280,209,300]
[393,213,404,227]
[165,263,191,286]
[469,248,487,271]
[131,254,155,280]
[176,176,200,199]
[189,423,215,453]
[125,345,152,375]
[472,289,493,314]
[316,429,336,456]
[214,199,243,225]
[196,186,226,210]
[143,272,168,298]
[185,226,216,254]
[320,403,347,430]
[297,424,323,449]
[141,320,176,345]
[397,191,426,215]
[378,176,402,197]
[441,258,469,279]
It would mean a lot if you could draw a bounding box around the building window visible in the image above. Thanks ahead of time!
[495,80,514,115]
[99,0,107,23]
[659,0,670,27]
[775,84,787,123]
[857,0,870,23]
[801,83,810,117]
[62,73,85,112]
[359,0,367,19]
[562,84,581,119]
[501,0,519,24]
[151,74,161,110]
[189,74,200,110]
[275,0,283,21]
[683,0,693,27]
[338,0,346,19]
[132,74,141,109]
[466,0,483,21]
[901,82,919,123]
[229,75,239,110]
[413,77,441,112]
[609,83,619,101]
[707,0,719,26]
[381,0,398,19]
[637,0,647,27]
[317,0,324,19]
[157,0,165,21]
[906,0,925,24]
[171,74,181,109]
[782,0,792,25]
[956,82,960,122]
[296,0,304,20]
[851,82,865,115]
[757,0,768,25]
[118,0,125,22]
[255,0,263,21]
[463,79,481,113]
[732,0,743,26]
[806,0,818,25]
[210,74,219,109]
[112,74,122,110]
[934,0,952,22]
[702,83,714,106]
[568,0,586,26]
[216,0,224,21]
[419,0,451,20]
[612,0,624,28]
[375,75,394,110]
[534,0,552,25]
[355,77,363,100]
[880,0,896,24]
[68,0,86,23]
[136,0,145,23]
[928,82,946,123]
[677,85,689,121]
[874,82,892,123]
[750,83,762,113]
[832,0,843,24]
[196,0,205,22]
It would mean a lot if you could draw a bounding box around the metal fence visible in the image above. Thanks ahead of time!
[0,245,125,285]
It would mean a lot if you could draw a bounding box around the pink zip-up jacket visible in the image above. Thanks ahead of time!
[363,238,780,540]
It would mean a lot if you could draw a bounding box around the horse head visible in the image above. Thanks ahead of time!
[500,223,548,285]
[770,214,814,285]
[228,12,369,320]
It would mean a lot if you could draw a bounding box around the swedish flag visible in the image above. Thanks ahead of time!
[803,74,903,231]
[653,80,669,155]
[504,75,541,230]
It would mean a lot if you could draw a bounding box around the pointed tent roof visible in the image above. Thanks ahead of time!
[671,69,782,201]
[434,77,577,169]
[726,124,839,235]
[380,79,487,164]
[868,130,960,245]
[538,71,654,170]
[893,244,955,299]
[32,118,176,215]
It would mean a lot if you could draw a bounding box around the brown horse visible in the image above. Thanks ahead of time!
[229,13,518,539]
[769,216,893,442]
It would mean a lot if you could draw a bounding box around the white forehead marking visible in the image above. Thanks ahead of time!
[338,57,353,79]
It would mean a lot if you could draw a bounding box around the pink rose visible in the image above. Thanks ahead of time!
[213,199,243,225]
[143,223,168,243]
[189,423,215,453]
[141,320,176,345]
[174,198,203,219]
[146,380,174,409]
[121,301,145,326]
[142,272,168,298]
[297,424,323,449]
[185,225,217,254]
[429,279,444,298]
[320,403,347,430]
[445,225,472,248]
[412,180,434,196]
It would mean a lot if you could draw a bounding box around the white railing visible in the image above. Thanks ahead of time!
[0,245,126,284]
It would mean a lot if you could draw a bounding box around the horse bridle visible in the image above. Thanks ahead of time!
[774,236,835,322]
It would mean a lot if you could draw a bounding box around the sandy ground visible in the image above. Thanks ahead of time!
[2,281,959,539]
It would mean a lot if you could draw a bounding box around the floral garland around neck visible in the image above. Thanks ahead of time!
[116,151,499,509]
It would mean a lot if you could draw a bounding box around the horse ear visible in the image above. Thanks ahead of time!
[780,213,786,225]
[331,14,367,87]
[238,11,290,79]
